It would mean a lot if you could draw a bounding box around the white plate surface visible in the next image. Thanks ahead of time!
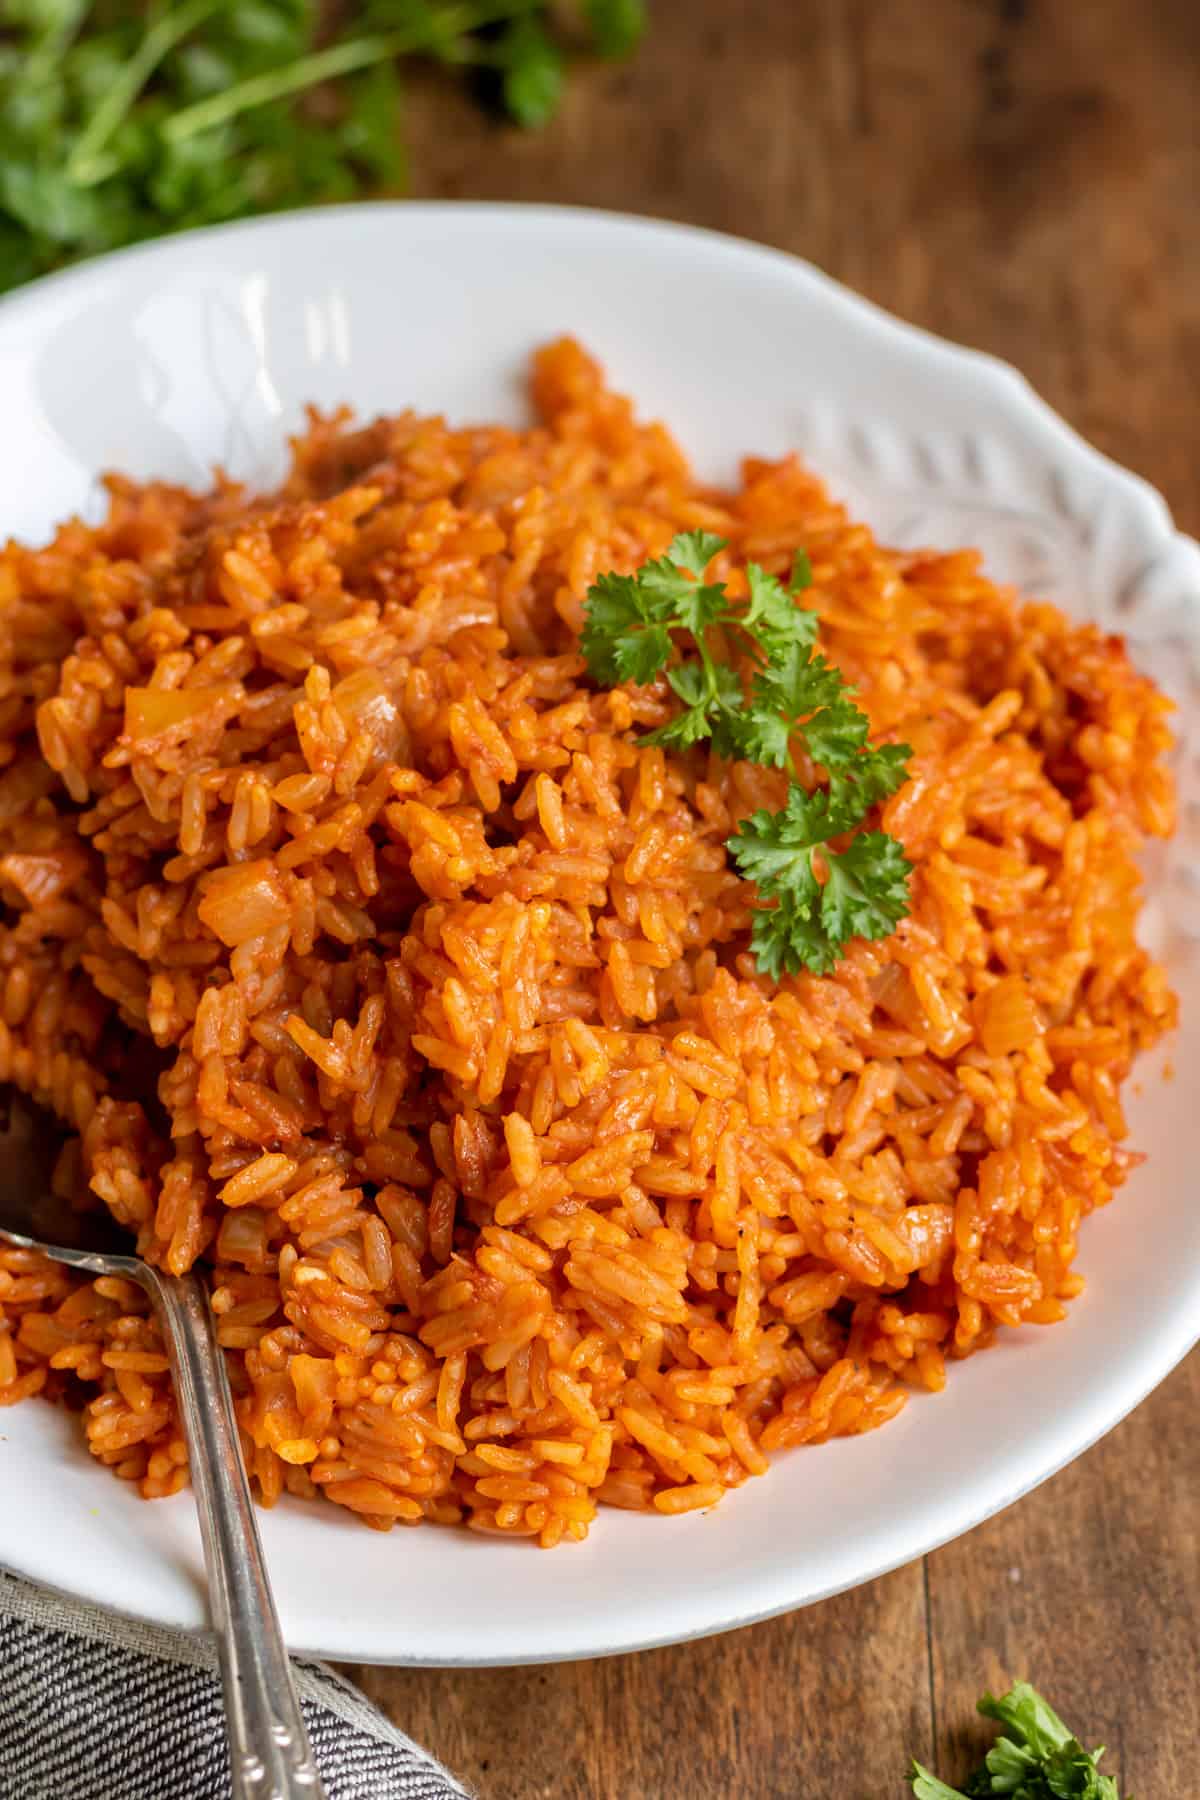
[1,204,1199,1666]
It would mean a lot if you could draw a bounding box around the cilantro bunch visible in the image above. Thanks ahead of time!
[581,532,913,978]
[912,1681,1125,1799]
[0,0,645,293]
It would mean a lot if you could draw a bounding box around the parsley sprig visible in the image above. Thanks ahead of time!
[0,0,646,293]
[911,1680,1126,1798]
[581,532,913,978]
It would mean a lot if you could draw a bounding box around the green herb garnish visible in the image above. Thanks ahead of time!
[911,1680,1126,1799]
[581,533,912,977]
[497,13,563,129]
[584,0,645,58]
[0,1,646,294]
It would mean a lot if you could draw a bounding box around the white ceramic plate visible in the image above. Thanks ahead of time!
[2,204,1199,1666]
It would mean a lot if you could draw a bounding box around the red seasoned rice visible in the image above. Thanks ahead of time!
[0,339,1176,1543]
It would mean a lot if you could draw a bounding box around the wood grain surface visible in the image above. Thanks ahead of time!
[340,2,1200,1792]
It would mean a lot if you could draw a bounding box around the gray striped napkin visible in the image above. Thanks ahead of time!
[0,1571,470,1800]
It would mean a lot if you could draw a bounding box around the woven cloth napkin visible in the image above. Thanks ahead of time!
[0,1570,471,1800]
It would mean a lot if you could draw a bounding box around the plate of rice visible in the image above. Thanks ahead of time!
[0,204,1198,1665]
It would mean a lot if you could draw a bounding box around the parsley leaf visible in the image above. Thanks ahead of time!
[637,556,726,638]
[800,691,871,766]
[912,1765,973,1800]
[581,535,913,976]
[664,529,726,577]
[743,560,818,655]
[910,1682,1127,1800]
[615,622,673,686]
[750,888,830,980]
[746,646,844,756]
[720,702,793,771]
[837,739,912,805]
[580,571,667,686]
[789,545,813,591]
[499,13,564,129]
[648,661,744,754]
[584,0,646,58]
[583,534,740,755]
[820,831,912,948]
[978,1683,1078,1764]
[730,794,911,978]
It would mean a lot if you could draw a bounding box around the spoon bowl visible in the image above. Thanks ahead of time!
[0,1088,325,1800]
[0,1089,135,1265]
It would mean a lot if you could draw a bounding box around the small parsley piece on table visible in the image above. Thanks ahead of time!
[910,1680,1126,1799]
[580,532,913,977]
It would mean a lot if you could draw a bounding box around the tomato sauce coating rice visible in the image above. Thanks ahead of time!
[0,339,1175,1544]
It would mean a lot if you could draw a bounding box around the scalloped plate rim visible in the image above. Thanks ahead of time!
[1,201,1194,562]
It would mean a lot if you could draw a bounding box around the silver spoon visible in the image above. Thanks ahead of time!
[0,1089,325,1800]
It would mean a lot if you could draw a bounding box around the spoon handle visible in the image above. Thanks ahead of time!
[145,1268,325,1800]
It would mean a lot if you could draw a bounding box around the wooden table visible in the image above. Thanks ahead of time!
[341,2,1200,1791]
